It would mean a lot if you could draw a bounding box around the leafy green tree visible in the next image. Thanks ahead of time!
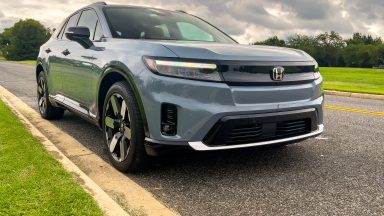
[251,31,384,68]
[0,19,51,60]
[345,33,382,45]
[315,31,345,66]
[252,36,286,47]
[286,34,325,65]
[0,28,11,47]
[342,44,384,68]
[286,34,318,55]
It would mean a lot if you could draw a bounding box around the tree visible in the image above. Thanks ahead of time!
[286,34,323,65]
[314,31,345,66]
[0,19,51,60]
[286,34,318,53]
[252,36,286,47]
[247,31,384,68]
[342,44,384,68]
[345,33,383,45]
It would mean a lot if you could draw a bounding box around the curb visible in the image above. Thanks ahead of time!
[324,90,384,100]
[0,86,129,216]
[0,84,180,216]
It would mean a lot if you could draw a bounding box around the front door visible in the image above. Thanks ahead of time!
[60,9,104,116]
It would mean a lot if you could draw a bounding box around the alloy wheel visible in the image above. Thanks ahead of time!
[104,93,132,162]
[37,78,47,113]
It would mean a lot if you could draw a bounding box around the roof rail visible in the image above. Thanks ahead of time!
[175,10,187,13]
[90,2,107,6]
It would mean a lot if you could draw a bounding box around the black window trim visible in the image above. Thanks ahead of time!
[57,12,81,41]
[55,20,67,39]
[55,7,105,42]
[77,8,105,42]
[56,20,68,40]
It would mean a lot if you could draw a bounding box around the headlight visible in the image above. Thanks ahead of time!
[143,56,222,81]
[314,61,321,79]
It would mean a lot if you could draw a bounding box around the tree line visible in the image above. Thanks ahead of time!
[252,31,384,68]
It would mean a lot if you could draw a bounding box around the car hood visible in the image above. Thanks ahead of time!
[151,41,314,62]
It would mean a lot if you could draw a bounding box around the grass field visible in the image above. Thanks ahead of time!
[0,99,103,215]
[321,67,384,95]
[0,56,36,65]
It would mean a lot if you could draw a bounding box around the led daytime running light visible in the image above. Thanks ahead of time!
[155,60,217,69]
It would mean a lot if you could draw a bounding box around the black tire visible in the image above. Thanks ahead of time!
[37,72,65,120]
[102,81,147,173]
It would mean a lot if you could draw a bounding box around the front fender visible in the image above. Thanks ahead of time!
[97,63,150,137]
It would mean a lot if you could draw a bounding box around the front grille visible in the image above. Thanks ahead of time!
[220,65,315,74]
[218,62,317,85]
[203,110,317,146]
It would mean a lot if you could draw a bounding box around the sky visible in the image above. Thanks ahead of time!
[0,0,383,44]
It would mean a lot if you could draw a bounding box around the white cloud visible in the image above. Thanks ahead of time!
[0,0,383,43]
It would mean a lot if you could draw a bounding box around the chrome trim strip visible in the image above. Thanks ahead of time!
[189,124,324,151]
[49,94,96,118]
[89,112,97,118]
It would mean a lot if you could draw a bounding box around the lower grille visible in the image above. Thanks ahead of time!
[226,124,263,144]
[203,109,317,146]
[276,119,309,137]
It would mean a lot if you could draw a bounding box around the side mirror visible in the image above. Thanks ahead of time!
[65,26,93,49]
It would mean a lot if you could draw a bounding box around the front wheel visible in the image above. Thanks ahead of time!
[102,81,147,172]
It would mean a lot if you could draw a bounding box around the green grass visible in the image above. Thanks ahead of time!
[0,56,36,65]
[321,67,384,95]
[0,99,104,215]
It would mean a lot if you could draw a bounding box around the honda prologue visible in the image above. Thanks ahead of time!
[37,2,324,172]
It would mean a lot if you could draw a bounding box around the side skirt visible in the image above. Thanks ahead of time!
[49,94,100,127]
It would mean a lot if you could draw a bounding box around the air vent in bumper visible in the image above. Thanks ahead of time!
[203,109,318,146]
[161,103,177,136]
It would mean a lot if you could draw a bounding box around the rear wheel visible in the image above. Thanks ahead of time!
[102,81,147,173]
[37,72,65,120]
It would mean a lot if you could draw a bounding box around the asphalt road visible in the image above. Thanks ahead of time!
[1,61,383,215]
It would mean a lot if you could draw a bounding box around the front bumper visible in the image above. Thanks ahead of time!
[189,124,323,151]
[139,70,324,143]
[144,108,323,154]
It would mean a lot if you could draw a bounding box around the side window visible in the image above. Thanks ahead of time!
[56,21,67,39]
[93,21,103,41]
[60,13,80,40]
[77,9,101,41]
[176,22,214,42]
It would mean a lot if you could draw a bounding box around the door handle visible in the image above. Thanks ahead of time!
[81,55,97,60]
[62,49,70,56]
[45,48,52,54]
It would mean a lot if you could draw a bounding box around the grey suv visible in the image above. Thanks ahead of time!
[37,2,324,172]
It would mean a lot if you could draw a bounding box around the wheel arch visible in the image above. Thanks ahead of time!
[97,65,150,137]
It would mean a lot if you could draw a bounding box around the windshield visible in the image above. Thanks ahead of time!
[103,7,236,43]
